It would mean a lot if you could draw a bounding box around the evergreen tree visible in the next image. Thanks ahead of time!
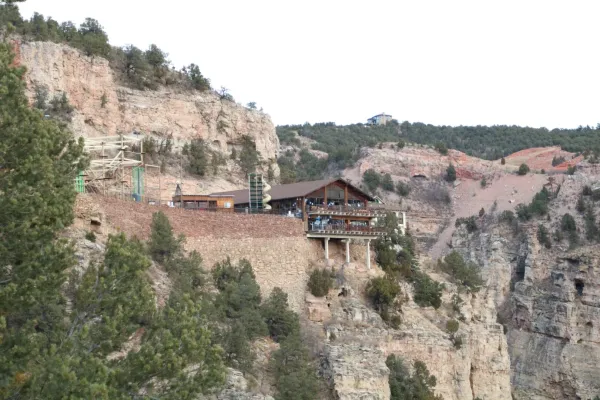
[272,334,319,400]
[0,43,226,397]
[0,41,86,396]
[261,287,300,342]
[78,18,110,57]
[382,173,395,191]
[446,164,457,182]
[363,169,381,192]
[145,43,168,69]
[186,139,208,176]
[518,163,530,175]
[238,136,260,176]
[182,63,211,91]
[387,355,442,400]
[148,210,183,263]
[576,194,586,213]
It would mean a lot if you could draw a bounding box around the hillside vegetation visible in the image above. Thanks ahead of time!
[0,30,319,399]
[0,3,214,94]
[277,121,600,182]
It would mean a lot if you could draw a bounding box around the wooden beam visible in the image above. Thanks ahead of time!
[302,196,307,221]
[344,185,349,205]
[324,185,328,206]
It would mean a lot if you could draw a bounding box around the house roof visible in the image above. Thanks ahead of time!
[211,178,375,205]
[369,113,392,119]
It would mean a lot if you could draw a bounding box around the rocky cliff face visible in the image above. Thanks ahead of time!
[309,251,512,400]
[16,40,279,179]
[451,171,600,399]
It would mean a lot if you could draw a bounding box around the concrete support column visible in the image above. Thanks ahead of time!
[366,239,371,269]
[324,237,330,260]
[345,239,351,264]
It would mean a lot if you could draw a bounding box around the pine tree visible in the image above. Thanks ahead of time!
[0,42,225,398]
[0,41,85,396]
[446,164,457,182]
[261,287,300,342]
[148,210,183,263]
[382,173,395,191]
[272,334,319,400]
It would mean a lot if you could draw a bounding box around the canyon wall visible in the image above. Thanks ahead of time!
[17,41,279,177]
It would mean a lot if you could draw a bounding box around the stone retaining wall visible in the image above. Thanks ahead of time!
[82,195,321,311]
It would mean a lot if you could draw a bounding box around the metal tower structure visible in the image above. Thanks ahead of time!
[248,173,264,211]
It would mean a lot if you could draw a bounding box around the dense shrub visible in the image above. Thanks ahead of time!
[307,269,333,297]
[499,210,516,224]
[516,203,533,221]
[584,207,600,241]
[452,335,464,349]
[182,63,211,91]
[363,169,382,193]
[396,181,411,196]
[576,194,586,213]
[455,216,477,233]
[366,275,401,314]
[446,164,457,182]
[213,258,268,339]
[277,121,398,175]
[551,155,566,166]
[382,173,395,191]
[271,334,319,400]
[261,288,300,343]
[183,139,209,176]
[518,163,530,175]
[561,213,577,232]
[438,251,483,292]
[387,355,442,400]
[412,272,443,309]
[501,157,506,165]
[446,319,459,334]
[278,149,327,183]
[537,224,552,249]
[238,136,260,175]
[567,165,577,175]
[583,185,593,196]
[516,187,552,221]
[85,231,96,242]
[148,211,183,264]
[435,142,448,155]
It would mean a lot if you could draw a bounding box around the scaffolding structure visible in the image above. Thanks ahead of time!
[248,173,264,211]
[82,134,162,204]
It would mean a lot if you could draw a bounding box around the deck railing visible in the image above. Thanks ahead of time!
[308,204,387,215]
[307,222,386,235]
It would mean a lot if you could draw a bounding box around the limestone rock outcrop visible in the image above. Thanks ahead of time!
[317,263,512,400]
[451,170,600,399]
[17,40,279,177]
[215,369,274,400]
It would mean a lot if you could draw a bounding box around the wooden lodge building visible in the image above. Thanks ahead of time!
[171,194,235,212]
[211,178,407,268]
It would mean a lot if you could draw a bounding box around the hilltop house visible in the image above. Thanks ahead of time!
[367,113,393,125]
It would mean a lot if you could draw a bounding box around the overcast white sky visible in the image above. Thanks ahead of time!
[18,1,600,128]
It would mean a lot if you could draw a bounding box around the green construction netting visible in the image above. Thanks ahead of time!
[75,171,85,193]
[132,167,144,201]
